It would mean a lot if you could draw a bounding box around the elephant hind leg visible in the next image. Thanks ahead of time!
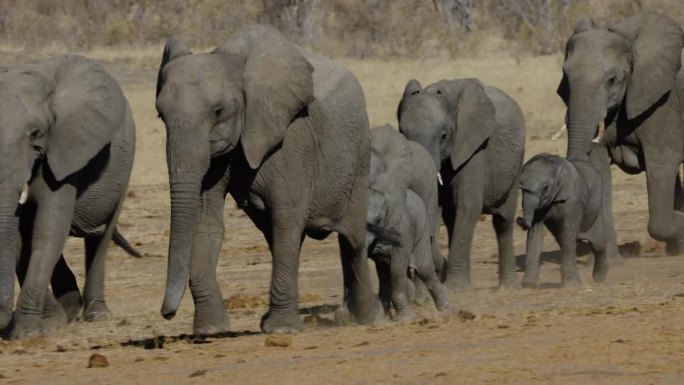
[51,256,82,323]
[491,188,519,288]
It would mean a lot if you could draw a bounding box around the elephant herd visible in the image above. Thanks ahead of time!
[1,11,683,340]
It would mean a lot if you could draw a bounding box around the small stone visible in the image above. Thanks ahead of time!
[88,353,109,368]
[189,369,207,378]
[265,334,292,348]
[457,310,476,322]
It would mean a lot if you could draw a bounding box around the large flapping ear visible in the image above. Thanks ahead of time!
[609,12,684,120]
[440,79,497,171]
[215,25,314,169]
[45,56,126,181]
[557,18,597,104]
[156,36,192,98]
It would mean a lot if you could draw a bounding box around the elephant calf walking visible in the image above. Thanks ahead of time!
[0,55,136,339]
[367,174,449,320]
[517,154,609,287]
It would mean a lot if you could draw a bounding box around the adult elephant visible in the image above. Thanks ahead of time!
[398,78,525,290]
[155,25,377,335]
[0,55,136,338]
[558,12,684,256]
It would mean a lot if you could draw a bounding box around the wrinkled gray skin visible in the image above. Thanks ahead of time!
[558,12,684,258]
[518,154,608,287]
[0,55,135,339]
[369,124,444,302]
[366,174,448,320]
[398,78,525,290]
[155,25,376,335]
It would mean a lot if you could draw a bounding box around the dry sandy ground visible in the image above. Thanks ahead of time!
[0,47,683,384]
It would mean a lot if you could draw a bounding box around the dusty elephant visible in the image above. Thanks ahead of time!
[558,12,684,257]
[155,25,377,335]
[370,124,444,301]
[517,153,608,288]
[366,173,449,320]
[0,55,136,339]
[398,78,525,290]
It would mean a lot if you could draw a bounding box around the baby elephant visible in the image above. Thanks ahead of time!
[367,174,448,319]
[517,154,608,288]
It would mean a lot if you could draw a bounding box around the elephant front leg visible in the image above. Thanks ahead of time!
[443,172,483,291]
[375,261,392,316]
[260,208,306,334]
[557,226,582,287]
[389,247,413,321]
[589,143,622,264]
[189,189,229,336]
[11,184,76,339]
[521,223,545,289]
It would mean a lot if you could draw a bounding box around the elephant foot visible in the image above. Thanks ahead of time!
[347,292,378,325]
[261,310,303,334]
[57,291,83,323]
[43,294,68,330]
[499,274,520,290]
[561,276,583,288]
[431,285,449,311]
[412,280,431,306]
[592,259,609,283]
[444,276,472,292]
[8,313,49,340]
[521,278,540,289]
[193,307,230,336]
[665,240,684,256]
[393,307,415,323]
[83,299,111,322]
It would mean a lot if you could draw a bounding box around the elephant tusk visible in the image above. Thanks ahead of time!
[592,120,606,144]
[551,124,566,141]
[437,172,443,186]
[19,183,29,205]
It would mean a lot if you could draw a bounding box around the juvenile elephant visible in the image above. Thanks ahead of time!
[155,25,377,334]
[370,124,444,280]
[558,12,684,256]
[398,78,525,290]
[0,55,136,338]
[517,153,608,288]
[367,174,448,319]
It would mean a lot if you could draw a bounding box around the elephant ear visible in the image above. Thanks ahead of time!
[609,12,684,120]
[446,79,497,171]
[216,25,314,169]
[557,18,597,104]
[47,56,126,182]
[553,158,576,202]
[156,36,192,98]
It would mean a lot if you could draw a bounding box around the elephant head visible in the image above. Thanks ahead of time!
[518,154,574,230]
[369,124,413,185]
[366,173,406,252]
[557,12,684,158]
[0,56,125,328]
[397,78,497,173]
[155,25,315,319]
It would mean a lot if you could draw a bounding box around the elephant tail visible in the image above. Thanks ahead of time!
[112,228,143,258]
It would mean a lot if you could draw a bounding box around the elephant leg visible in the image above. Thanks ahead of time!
[641,149,684,255]
[10,183,76,339]
[335,182,377,326]
[674,170,683,212]
[415,262,449,311]
[260,207,306,334]
[556,226,582,287]
[492,187,518,288]
[588,143,623,264]
[444,160,484,291]
[188,187,230,336]
[82,229,115,322]
[585,220,608,283]
[521,222,545,289]
[51,255,82,323]
[375,261,392,316]
[389,247,412,321]
[412,276,431,306]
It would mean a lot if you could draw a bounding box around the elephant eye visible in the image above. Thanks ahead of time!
[28,127,41,141]
[440,131,447,140]
[607,74,617,86]
[212,106,224,120]
[436,89,443,95]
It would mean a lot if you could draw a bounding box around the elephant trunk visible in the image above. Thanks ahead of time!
[0,193,20,329]
[161,124,210,320]
[518,193,539,231]
[566,81,606,160]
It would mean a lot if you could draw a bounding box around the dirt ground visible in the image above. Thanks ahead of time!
[1,48,683,385]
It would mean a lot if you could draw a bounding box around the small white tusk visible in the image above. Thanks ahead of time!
[437,172,443,186]
[551,124,566,141]
[592,120,606,144]
[19,183,29,205]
